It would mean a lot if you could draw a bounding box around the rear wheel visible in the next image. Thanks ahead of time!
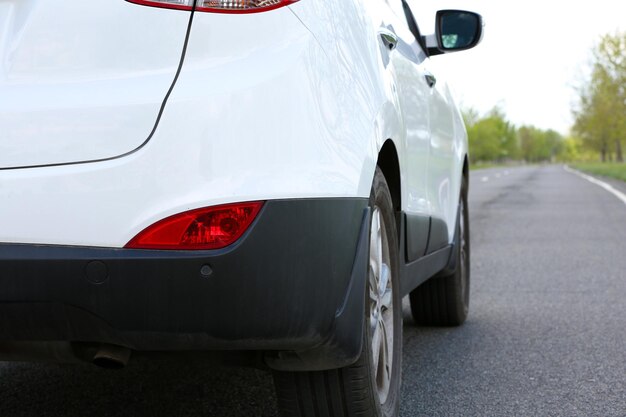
[409,176,470,326]
[273,168,402,417]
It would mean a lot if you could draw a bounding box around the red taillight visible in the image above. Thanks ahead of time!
[125,202,264,250]
[126,0,299,13]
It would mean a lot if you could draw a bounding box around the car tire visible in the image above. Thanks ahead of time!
[273,167,402,417]
[409,175,470,326]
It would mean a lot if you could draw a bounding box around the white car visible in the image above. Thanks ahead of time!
[0,1,482,415]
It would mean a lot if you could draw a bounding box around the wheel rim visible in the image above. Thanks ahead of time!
[369,207,393,405]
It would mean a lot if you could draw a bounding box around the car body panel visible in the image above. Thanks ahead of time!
[0,0,474,364]
[0,2,467,248]
[0,0,190,169]
[290,0,467,241]
[0,8,379,247]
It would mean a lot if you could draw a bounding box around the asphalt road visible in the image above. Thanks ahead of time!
[1,165,625,416]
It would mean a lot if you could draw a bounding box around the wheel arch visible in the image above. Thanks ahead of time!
[376,139,401,213]
[463,154,469,190]
[376,139,403,248]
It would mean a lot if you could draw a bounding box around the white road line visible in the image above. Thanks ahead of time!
[565,165,626,207]
[481,176,489,182]
[495,173,501,178]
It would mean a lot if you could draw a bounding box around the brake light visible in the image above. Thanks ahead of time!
[126,0,299,13]
[125,202,264,250]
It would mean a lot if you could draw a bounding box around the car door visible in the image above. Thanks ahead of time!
[404,0,459,251]
[381,0,434,261]
[425,70,458,250]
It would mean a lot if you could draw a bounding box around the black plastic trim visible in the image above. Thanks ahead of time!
[400,246,452,297]
[0,198,369,371]
[425,216,449,254]
[398,213,451,297]
[265,208,370,371]
[404,213,430,262]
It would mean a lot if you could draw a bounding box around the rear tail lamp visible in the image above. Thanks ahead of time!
[125,202,264,250]
[126,0,299,13]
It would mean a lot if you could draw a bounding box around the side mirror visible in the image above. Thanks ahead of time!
[426,10,483,56]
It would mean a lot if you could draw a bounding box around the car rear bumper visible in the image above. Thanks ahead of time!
[0,198,369,371]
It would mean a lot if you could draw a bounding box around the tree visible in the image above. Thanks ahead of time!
[463,107,568,164]
[556,136,583,162]
[573,32,626,162]
[466,106,518,162]
[518,126,562,163]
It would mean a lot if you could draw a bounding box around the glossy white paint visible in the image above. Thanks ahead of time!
[0,1,190,168]
[377,1,433,217]
[0,1,473,247]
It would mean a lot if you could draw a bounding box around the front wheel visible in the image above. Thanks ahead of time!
[273,167,402,417]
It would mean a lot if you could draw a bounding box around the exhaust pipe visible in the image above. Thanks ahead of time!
[93,344,131,369]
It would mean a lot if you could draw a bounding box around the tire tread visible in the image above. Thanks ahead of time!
[410,271,460,326]
[274,364,375,417]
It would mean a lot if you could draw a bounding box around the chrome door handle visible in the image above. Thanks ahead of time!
[379,28,398,51]
[425,73,437,88]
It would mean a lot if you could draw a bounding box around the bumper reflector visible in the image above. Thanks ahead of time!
[125,202,264,250]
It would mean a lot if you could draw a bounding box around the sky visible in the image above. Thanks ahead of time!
[412,0,626,134]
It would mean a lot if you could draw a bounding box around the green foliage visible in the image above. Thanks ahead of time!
[573,31,626,162]
[464,107,561,164]
[518,126,562,162]
[464,106,518,163]
[556,137,583,162]
[465,31,625,166]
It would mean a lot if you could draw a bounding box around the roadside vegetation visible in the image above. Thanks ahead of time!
[573,32,625,163]
[465,107,564,165]
[468,31,625,181]
[571,163,626,182]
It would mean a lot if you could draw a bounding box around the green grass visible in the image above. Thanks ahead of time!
[469,162,502,171]
[469,161,529,171]
[571,162,626,182]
